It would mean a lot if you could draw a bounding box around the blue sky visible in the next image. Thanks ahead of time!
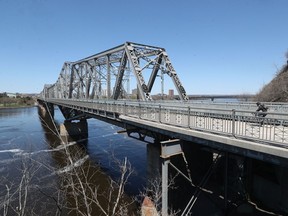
[0,0,287,95]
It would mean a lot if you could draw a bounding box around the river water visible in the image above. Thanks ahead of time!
[0,107,150,215]
[0,106,277,216]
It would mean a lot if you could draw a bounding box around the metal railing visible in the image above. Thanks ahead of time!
[42,98,288,145]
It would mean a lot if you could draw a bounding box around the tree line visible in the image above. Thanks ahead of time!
[0,93,35,107]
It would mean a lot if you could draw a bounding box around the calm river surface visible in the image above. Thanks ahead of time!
[0,107,150,215]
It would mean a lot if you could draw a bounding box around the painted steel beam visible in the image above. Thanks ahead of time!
[161,139,183,158]
[147,54,163,92]
[125,43,152,101]
[162,52,189,101]
[113,52,127,100]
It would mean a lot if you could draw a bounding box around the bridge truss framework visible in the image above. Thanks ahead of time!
[41,42,189,102]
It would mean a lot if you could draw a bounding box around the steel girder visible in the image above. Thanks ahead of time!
[40,42,189,101]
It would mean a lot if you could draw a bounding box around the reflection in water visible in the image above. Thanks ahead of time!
[0,107,35,119]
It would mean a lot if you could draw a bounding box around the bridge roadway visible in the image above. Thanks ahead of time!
[187,94,254,101]
[39,98,288,164]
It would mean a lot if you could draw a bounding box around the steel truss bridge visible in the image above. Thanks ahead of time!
[38,42,288,215]
[41,42,188,102]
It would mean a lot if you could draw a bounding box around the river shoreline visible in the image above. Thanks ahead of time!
[0,105,37,109]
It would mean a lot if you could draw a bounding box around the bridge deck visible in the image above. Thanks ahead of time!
[39,98,288,161]
[120,115,288,159]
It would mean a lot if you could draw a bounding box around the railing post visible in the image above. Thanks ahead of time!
[138,102,141,119]
[159,104,162,123]
[105,101,107,117]
[124,102,126,116]
[188,106,191,128]
[113,101,116,119]
[232,109,235,136]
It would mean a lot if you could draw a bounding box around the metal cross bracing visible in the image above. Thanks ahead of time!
[41,42,189,102]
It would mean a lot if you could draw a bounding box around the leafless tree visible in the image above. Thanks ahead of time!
[1,106,181,216]
[55,147,135,216]
[38,108,136,215]
[137,175,180,216]
[0,155,42,216]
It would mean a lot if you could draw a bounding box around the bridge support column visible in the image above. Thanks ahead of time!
[60,120,88,143]
[250,160,288,214]
[160,139,183,216]
[147,143,161,181]
[279,167,288,212]
[162,158,169,216]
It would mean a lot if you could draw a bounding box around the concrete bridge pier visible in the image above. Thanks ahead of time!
[59,120,88,143]
[38,101,54,118]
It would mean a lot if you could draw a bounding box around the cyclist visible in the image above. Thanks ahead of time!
[255,102,268,125]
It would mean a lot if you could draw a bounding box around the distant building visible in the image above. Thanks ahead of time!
[6,93,17,98]
[102,89,108,97]
[132,88,138,96]
[168,89,174,97]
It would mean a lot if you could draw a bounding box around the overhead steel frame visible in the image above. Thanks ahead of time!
[41,42,189,102]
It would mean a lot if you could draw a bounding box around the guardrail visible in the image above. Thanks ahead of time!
[40,98,288,145]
